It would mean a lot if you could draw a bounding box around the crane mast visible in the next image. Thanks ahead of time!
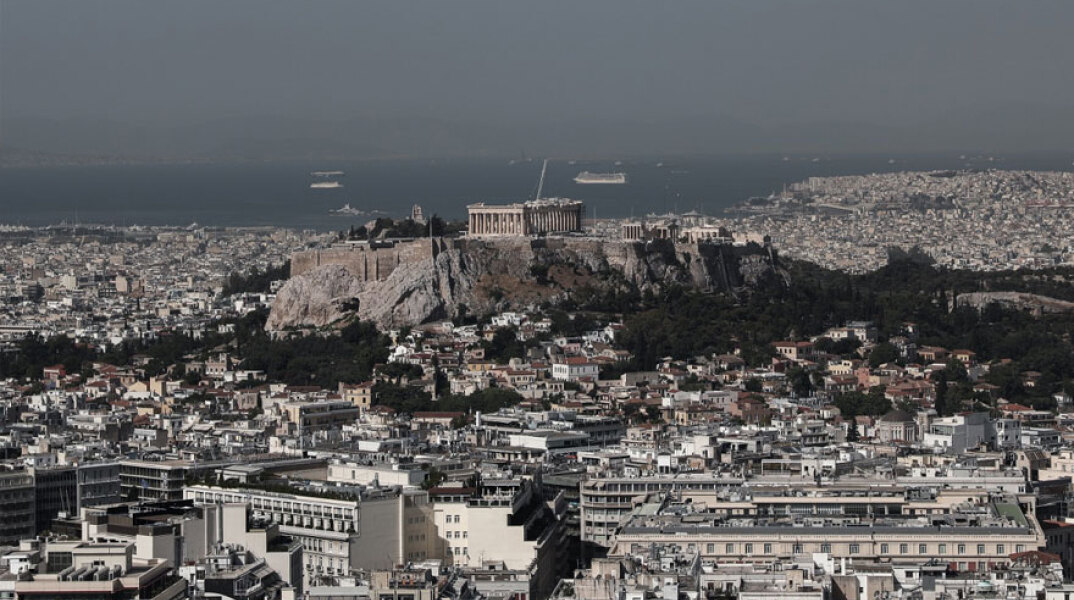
[535,159,548,201]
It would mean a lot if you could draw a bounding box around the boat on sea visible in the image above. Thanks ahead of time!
[311,181,343,189]
[331,203,364,215]
[311,170,345,177]
[574,171,627,185]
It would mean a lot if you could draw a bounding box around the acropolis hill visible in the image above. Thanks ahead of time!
[268,236,780,330]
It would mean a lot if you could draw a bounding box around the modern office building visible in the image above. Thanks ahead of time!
[0,468,36,545]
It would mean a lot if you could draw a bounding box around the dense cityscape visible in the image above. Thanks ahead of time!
[3,174,1074,599]
[5,2,1074,599]
[737,170,1074,272]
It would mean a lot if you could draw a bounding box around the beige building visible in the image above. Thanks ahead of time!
[184,484,437,585]
[3,539,186,600]
[876,409,920,443]
[280,400,360,433]
[339,381,375,411]
[430,480,570,600]
[609,495,1045,574]
[82,501,303,595]
[326,460,426,488]
[467,199,583,236]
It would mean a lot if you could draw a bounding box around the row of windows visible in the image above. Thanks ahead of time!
[306,554,347,573]
[297,535,346,556]
[701,542,1027,555]
[445,530,468,539]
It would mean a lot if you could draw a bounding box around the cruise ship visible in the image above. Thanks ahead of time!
[310,181,343,189]
[311,170,345,177]
[574,171,627,184]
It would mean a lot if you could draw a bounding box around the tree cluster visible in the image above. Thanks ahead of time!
[221,261,290,296]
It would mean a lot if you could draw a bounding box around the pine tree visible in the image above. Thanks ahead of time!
[935,374,949,416]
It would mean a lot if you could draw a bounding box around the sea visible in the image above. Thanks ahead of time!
[2,154,1073,231]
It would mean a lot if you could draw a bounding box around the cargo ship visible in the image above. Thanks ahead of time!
[310,181,343,189]
[574,171,627,184]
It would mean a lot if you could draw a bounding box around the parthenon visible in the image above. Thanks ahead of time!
[467,198,584,236]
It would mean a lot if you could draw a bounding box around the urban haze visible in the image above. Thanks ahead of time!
[3,3,1074,600]
[3,1,1074,160]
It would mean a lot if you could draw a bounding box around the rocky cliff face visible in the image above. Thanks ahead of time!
[955,291,1074,314]
[266,238,784,331]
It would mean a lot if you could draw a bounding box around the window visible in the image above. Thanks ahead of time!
[820,543,831,553]
[997,544,1005,554]
[958,544,966,555]
[707,543,715,554]
[763,543,772,554]
[462,531,467,538]
[977,544,985,554]
[919,544,927,554]
[939,544,946,554]
[744,543,753,554]
[900,544,908,554]
[880,543,889,554]
[726,543,734,553]
[1016,545,1025,553]
[850,544,860,555]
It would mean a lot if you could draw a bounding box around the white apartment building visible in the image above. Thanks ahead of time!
[552,357,600,381]
[923,412,993,453]
[430,479,569,600]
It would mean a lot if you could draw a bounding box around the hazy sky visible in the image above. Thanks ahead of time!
[3,1,1074,158]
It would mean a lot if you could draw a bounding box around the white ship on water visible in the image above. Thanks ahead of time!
[311,181,343,189]
[574,171,627,184]
[330,204,385,216]
[331,203,363,215]
[311,170,345,177]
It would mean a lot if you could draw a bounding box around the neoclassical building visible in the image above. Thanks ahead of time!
[467,198,583,236]
[877,408,919,443]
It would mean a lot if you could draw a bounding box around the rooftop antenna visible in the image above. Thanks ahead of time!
[535,159,548,201]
